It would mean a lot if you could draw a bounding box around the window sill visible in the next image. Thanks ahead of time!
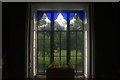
[34,75,85,80]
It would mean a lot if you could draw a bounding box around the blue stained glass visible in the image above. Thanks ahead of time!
[70,13,74,20]
[37,12,51,20]
[37,13,44,20]
[46,13,51,20]
[70,12,84,20]
[54,13,59,20]
[77,12,84,20]
[61,13,67,20]
[37,11,84,21]
[54,13,67,20]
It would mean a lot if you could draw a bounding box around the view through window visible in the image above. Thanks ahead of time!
[37,11,84,75]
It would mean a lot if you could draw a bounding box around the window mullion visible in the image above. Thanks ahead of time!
[50,12,54,63]
[67,12,70,64]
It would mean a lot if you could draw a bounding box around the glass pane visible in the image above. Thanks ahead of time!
[77,32,84,54]
[38,52,43,63]
[38,64,43,72]
[54,57,60,64]
[70,13,75,20]
[70,32,76,50]
[54,13,59,20]
[38,13,51,31]
[45,32,50,39]
[61,57,66,64]
[77,57,82,72]
[54,39,60,49]
[61,50,66,57]
[38,32,44,72]
[54,50,60,57]
[45,57,50,65]
[54,34,60,57]
[77,57,81,64]
[38,32,44,39]
[38,33,45,55]
[45,40,50,48]
[45,40,50,57]
[61,32,66,39]
[54,32,61,40]
[70,13,83,30]
[54,13,67,31]
[45,50,50,57]
[71,50,76,57]
[60,32,66,57]
[45,64,48,72]
[46,13,52,20]
[77,12,84,20]
[70,57,76,65]
[77,64,82,72]
[38,39,43,52]
[37,12,44,20]
[77,51,81,57]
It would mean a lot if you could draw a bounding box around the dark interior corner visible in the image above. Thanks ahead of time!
[2,2,120,79]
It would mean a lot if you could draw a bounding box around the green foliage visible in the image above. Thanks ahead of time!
[38,50,83,71]
[37,29,84,72]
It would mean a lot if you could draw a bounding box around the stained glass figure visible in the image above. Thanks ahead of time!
[54,13,67,30]
[70,13,83,30]
[38,13,51,31]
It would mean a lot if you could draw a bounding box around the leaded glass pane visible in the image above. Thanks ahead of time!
[54,57,60,64]
[61,57,66,64]
[77,57,81,64]
[38,52,43,64]
[71,50,76,57]
[54,32,60,40]
[38,13,51,31]
[38,32,44,39]
[71,57,76,64]
[54,13,67,31]
[54,49,60,57]
[45,57,50,64]
[61,39,66,57]
[38,64,43,72]
[77,65,82,73]
[77,57,82,72]
[77,32,84,53]
[70,32,76,50]
[70,13,83,30]
[45,32,50,39]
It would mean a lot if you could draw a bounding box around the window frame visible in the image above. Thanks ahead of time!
[36,11,85,75]
[27,3,91,78]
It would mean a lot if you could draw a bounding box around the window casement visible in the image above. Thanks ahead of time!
[27,3,91,79]
[37,11,84,75]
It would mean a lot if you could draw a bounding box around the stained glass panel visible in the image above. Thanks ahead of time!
[38,13,51,31]
[54,13,67,31]
[70,13,83,30]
